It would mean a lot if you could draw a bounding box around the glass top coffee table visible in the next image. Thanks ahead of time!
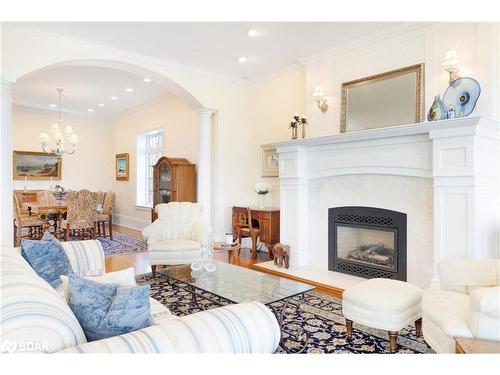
[159,261,315,353]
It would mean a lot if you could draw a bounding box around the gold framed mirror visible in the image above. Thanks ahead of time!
[340,63,424,133]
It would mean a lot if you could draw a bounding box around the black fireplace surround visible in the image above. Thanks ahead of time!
[328,206,407,281]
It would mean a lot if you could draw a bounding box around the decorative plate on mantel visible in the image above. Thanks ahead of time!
[443,77,481,118]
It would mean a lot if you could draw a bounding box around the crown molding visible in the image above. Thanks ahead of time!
[2,24,247,87]
[297,22,434,66]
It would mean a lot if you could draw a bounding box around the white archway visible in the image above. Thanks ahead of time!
[1,59,215,246]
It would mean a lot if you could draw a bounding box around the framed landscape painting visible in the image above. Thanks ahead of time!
[116,153,129,181]
[13,151,61,180]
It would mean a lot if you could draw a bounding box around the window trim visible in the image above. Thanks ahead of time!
[135,127,164,208]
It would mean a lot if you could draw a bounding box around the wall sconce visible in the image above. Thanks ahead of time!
[442,49,460,84]
[312,84,328,113]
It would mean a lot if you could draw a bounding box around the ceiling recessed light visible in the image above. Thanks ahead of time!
[49,103,57,108]
[110,96,118,101]
[143,78,152,83]
[238,56,248,63]
[125,88,134,93]
[98,103,105,107]
[87,109,94,112]
[247,29,259,37]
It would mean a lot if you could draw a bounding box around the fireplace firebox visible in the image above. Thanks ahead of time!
[328,206,407,281]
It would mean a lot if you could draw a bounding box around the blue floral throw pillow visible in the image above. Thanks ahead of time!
[21,232,72,288]
[67,274,153,342]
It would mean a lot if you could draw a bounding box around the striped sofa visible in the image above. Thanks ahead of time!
[0,240,280,353]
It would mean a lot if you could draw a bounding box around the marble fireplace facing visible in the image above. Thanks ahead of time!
[273,116,500,288]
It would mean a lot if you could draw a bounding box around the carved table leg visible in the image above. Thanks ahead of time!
[345,319,353,338]
[415,318,422,337]
[388,331,398,353]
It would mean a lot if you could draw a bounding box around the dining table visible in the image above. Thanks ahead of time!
[22,202,68,238]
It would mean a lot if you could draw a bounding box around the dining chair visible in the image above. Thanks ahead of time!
[12,193,44,246]
[36,190,56,205]
[96,191,116,240]
[61,190,97,241]
[235,207,260,257]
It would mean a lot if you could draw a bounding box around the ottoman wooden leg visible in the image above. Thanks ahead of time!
[415,318,422,337]
[151,265,157,277]
[388,331,398,353]
[345,319,353,338]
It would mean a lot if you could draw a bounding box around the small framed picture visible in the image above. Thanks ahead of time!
[261,144,279,177]
[115,153,129,181]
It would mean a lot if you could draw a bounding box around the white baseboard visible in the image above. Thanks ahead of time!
[113,214,150,231]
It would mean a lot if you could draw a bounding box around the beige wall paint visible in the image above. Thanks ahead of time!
[110,96,199,229]
[213,67,306,236]
[11,106,113,192]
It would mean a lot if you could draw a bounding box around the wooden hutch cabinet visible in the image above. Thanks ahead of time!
[151,157,196,221]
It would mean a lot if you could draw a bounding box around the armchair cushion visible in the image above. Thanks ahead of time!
[438,260,498,294]
[422,290,472,349]
[148,239,200,252]
[468,287,500,341]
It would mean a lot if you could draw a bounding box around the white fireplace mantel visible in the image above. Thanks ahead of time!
[273,116,500,285]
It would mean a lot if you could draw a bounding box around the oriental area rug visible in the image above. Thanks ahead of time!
[136,272,433,354]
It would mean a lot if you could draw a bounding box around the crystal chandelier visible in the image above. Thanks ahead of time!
[39,88,79,156]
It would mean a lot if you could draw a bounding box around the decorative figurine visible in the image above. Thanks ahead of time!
[442,77,481,118]
[427,95,447,121]
[272,243,290,269]
[447,105,456,119]
[289,114,308,139]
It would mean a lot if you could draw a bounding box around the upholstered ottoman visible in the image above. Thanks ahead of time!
[342,278,423,352]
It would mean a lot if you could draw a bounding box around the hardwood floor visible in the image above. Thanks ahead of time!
[108,225,338,297]
[107,225,272,275]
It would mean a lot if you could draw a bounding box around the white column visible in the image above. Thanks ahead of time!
[196,108,215,222]
[429,117,500,281]
[277,145,309,266]
[1,79,14,247]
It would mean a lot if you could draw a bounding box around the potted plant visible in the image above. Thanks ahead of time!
[254,182,271,208]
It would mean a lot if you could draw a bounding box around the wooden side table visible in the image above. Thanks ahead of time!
[213,242,241,263]
[455,337,500,353]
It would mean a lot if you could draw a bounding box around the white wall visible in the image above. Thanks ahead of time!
[213,67,306,237]
[110,96,199,229]
[304,23,500,137]
[12,106,113,192]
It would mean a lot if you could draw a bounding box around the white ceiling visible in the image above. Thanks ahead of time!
[9,22,396,81]
[13,65,168,118]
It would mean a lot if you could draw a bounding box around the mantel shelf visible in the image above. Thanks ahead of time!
[272,116,499,150]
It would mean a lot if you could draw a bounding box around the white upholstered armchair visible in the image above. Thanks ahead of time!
[142,202,212,275]
[422,259,500,353]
